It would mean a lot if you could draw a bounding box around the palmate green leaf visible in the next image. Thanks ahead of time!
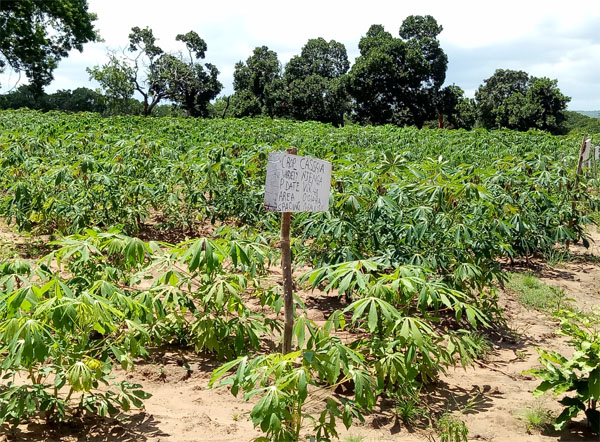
[209,356,247,389]
[0,317,53,368]
[182,238,225,274]
[123,237,147,266]
[300,259,378,295]
[67,361,94,392]
[344,297,400,332]
[555,397,585,430]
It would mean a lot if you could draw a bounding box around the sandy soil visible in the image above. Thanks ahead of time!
[1,228,599,442]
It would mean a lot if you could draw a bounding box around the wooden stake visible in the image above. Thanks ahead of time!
[281,147,296,354]
[576,134,587,177]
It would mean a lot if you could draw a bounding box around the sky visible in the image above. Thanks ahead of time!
[1,0,599,110]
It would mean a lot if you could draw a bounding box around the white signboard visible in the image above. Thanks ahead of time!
[264,152,332,212]
[583,139,592,167]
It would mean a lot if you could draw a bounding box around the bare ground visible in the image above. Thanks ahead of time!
[1,227,599,442]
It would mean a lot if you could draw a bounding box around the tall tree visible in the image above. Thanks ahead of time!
[0,0,98,91]
[523,77,570,133]
[475,69,570,134]
[348,16,448,128]
[88,27,169,117]
[161,31,222,117]
[475,69,529,129]
[231,46,282,117]
[282,38,350,126]
[87,53,137,115]
[88,28,221,117]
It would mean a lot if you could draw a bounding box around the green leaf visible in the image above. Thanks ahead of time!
[367,302,378,333]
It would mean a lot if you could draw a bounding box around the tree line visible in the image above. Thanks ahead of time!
[0,1,575,134]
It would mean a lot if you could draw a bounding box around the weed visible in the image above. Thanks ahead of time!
[470,333,493,360]
[544,247,572,266]
[516,350,527,361]
[437,413,468,442]
[394,395,428,426]
[343,435,364,442]
[518,406,554,433]
[507,272,574,312]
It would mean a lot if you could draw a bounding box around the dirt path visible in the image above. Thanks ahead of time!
[1,227,599,442]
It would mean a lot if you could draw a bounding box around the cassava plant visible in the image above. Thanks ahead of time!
[527,309,600,433]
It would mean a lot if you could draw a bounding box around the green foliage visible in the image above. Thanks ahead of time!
[0,225,285,426]
[519,405,554,433]
[281,38,350,126]
[527,310,600,433]
[87,54,138,115]
[507,273,573,312]
[0,85,106,115]
[0,109,598,437]
[436,413,469,442]
[348,16,447,127]
[0,0,98,90]
[0,253,152,425]
[475,69,570,134]
[231,46,282,118]
[210,256,490,440]
[564,111,600,135]
[392,389,428,426]
[161,32,222,117]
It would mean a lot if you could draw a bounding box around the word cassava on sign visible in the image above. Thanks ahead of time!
[264,152,332,212]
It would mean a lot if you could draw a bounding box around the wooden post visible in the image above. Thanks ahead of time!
[576,134,587,177]
[281,147,296,354]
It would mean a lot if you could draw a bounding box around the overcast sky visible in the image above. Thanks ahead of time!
[1,0,598,110]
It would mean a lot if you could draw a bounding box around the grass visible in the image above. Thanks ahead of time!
[394,395,428,426]
[518,406,554,433]
[506,272,573,312]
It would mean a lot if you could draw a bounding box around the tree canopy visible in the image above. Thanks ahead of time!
[348,16,448,128]
[475,69,570,134]
[0,85,105,113]
[231,46,282,117]
[282,38,350,126]
[0,0,98,91]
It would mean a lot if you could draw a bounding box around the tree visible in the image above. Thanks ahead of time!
[231,46,282,117]
[523,77,570,133]
[161,31,222,117]
[0,84,41,109]
[88,27,169,117]
[88,28,221,117]
[46,87,105,113]
[433,85,476,130]
[475,69,570,134]
[348,16,447,128]
[281,38,350,126]
[0,0,98,91]
[563,111,600,135]
[87,53,137,115]
[475,69,529,129]
[450,96,477,130]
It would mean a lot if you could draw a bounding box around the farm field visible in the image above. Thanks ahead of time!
[0,110,599,441]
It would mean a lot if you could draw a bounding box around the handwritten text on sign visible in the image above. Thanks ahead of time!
[264,152,332,212]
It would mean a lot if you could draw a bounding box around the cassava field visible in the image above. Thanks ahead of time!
[0,109,599,442]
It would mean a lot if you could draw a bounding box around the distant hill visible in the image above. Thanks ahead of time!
[574,110,600,118]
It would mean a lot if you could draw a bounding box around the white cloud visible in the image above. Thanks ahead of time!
[1,0,598,110]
